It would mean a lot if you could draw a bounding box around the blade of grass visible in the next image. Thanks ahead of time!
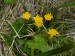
[57,3,75,9]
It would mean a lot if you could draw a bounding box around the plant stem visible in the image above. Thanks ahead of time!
[31,48,34,56]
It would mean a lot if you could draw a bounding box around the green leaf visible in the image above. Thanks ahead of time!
[16,38,25,46]
[0,34,13,46]
[26,33,50,52]
[34,34,49,52]
[35,40,75,56]
[12,19,28,36]
[24,18,34,24]
[26,40,35,48]
[4,0,18,5]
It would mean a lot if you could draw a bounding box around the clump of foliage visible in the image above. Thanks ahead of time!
[0,0,75,56]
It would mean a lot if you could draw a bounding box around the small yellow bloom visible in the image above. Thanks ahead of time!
[35,22,43,28]
[48,29,59,39]
[23,12,31,20]
[33,15,43,28]
[44,13,53,21]
[34,15,43,23]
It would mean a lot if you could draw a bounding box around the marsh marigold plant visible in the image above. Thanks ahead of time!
[48,29,59,39]
[1,1,74,56]
[23,12,31,20]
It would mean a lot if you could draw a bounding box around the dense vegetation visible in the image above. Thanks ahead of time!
[0,0,75,56]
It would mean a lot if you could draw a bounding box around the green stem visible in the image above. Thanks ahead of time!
[51,39,53,49]
[31,48,34,56]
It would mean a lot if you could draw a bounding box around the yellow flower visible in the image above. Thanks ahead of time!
[23,12,31,20]
[48,29,59,39]
[34,15,43,23]
[35,22,43,28]
[33,15,43,28]
[44,13,53,21]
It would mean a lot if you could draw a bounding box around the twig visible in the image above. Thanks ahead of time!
[21,32,35,38]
